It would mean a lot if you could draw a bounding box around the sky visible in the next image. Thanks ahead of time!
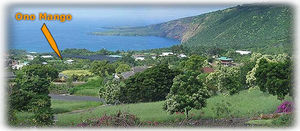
[11,5,235,26]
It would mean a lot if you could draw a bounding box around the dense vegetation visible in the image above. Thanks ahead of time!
[94,5,293,54]
[10,65,58,126]
[120,64,180,103]
[8,4,294,128]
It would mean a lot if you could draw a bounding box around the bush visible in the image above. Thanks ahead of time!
[211,100,232,118]
[120,64,180,103]
[276,101,293,113]
[77,111,140,127]
[48,84,69,94]
[99,79,123,104]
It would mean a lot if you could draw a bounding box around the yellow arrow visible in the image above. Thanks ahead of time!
[41,23,62,59]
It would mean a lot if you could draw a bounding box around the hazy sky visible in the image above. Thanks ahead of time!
[11,5,235,26]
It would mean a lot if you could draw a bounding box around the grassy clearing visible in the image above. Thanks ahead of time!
[51,100,102,114]
[61,70,92,77]
[56,88,291,126]
[70,76,103,97]
[14,100,102,126]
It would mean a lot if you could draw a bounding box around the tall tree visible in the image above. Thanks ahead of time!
[163,71,210,118]
[254,58,292,100]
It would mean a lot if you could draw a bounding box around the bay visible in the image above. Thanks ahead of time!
[9,20,180,53]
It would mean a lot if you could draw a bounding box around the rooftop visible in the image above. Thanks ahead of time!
[218,57,233,61]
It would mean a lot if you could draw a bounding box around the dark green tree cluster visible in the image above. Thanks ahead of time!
[180,55,206,72]
[9,64,58,126]
[254,58,292,100]
[90,60,132,77]
[120,64,180,103]
[90,61,116,77]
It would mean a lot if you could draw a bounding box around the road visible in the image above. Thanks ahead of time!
[49,94,104,102]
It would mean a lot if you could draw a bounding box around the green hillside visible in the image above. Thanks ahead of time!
[93,4,293,54]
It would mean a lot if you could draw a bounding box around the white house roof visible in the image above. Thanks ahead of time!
[41,55,53,58]
[235,50,251,55]
[66,59,74,62]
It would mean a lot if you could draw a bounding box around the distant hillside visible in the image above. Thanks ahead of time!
[93,4,293,54]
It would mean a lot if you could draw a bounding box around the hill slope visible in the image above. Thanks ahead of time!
[93,5,293,54]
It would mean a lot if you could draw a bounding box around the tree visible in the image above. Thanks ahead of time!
[171,45,184,54]
[218,67,244,95]
[115,63,131,74]
[180,55,206,72]
[21,64,58,81]
[163,71,210,118]
[120,64,180,103]
[254,58,292,100]
[99,79,123,104]
[90,60,116,77]
[10,65,56,126]
[120,54,136,66]
[205,66,243,95]
[29,56,46,65]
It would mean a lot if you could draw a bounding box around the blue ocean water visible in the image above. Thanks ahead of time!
[10,20,180,53]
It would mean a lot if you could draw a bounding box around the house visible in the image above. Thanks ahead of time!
[12,61,29,70]
[132,54,145,61]
[108,55,122,58]
[218,57,234,66]
[178,54,187,58]
[236,50,251,55]
[26,55,35,60]
[41,55,53,59]
[64,59,74,64]
[115,66,149,79]
[160,52,173,56]
[202,67,214,73]
[8,59,18,67]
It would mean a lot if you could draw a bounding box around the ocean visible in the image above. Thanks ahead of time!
[9,20,180,53]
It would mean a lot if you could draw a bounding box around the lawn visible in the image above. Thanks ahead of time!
[51,100,103,114]
[60,70,92,77]
[14,100,102,126]
[55,88,291,126]
[69,76,103,97]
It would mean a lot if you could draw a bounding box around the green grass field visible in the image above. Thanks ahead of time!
[55,88,291,126]
[70,77,103,97]
[60,70,92,77]
[51,100,103,114]
[14,100,102,126]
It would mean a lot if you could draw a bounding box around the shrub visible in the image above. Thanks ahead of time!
[211,100,232,118]
[276,101,293,113]
[77,111,140,127]
[99,79,123,104]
